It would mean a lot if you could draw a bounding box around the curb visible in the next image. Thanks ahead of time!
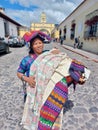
[62,45,98,63]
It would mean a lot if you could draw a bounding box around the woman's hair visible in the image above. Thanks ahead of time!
[29,35,44,54]
[29,42,34,54]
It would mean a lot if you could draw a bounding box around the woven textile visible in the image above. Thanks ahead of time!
[38,77,68,130]
[21,50,69,130]
[21,51,90,130]
[17,54,37,77]
[69,59,85,82]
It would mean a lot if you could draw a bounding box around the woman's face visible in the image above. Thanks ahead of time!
[32,38,44,55]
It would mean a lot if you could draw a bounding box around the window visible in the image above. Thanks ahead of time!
[89,22,98,37]
[59,29,62,39]
[84,10,98,39]
[63,26,66,40]
[70,23,76,40]
[4,21,9,37]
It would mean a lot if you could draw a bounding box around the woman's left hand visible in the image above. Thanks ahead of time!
[79,77,85,84]
[51,48,60,54]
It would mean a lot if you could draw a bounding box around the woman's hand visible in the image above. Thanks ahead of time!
[51,48,60,54]
[27,76,36,88]
[17,72,36,88]
[79,77,85,84]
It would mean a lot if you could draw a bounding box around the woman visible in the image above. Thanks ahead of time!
[17,32,59,102]
[21,48,90,130]
[17,34,44,102]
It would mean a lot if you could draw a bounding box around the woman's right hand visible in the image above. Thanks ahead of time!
[17,72,36,88]
[27,76,36,88]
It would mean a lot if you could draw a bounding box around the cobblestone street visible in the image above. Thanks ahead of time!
[0,43,98,130]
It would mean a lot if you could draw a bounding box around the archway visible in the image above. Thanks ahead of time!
[40,29,50,35]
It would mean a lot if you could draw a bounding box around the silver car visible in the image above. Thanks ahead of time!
[0,37,9,54]
[8,36,25,47]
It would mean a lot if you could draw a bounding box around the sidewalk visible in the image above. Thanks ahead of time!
[62,44,98,63]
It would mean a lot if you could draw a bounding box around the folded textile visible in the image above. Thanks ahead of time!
[21,50,91,130]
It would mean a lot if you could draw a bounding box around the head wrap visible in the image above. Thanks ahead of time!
[23,30,51,43]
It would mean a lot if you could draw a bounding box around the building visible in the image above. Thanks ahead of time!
[19,26,29,37]
[51,24,59,42]
[0,7,22,38]
[57,0,98,54]
[30,12,55,36]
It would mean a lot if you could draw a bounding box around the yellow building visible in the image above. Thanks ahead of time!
[30,12,55,36]
[19,26,29,37]
[56,0,98,54]
[51,25,59,41]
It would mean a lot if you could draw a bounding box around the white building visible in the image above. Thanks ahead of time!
[0,7,22,38]
[58,0,98,54]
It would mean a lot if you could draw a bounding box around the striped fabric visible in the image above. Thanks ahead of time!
[21,51,68,130]
[69,59,85,82]
[17,54,37,76]
[21,51,90,130]
[38,77,68,130]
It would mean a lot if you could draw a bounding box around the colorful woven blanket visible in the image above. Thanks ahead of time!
[21,50,70,130]
[38,77,68,130]
[21,50,90,130]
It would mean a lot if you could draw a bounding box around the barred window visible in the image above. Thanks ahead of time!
[84,10,98,39]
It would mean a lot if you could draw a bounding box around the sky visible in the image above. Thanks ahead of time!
[0,0,84,27]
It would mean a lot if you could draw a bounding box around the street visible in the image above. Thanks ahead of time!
[0,42,98,130]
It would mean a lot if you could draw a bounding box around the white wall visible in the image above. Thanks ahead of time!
[0,17,18,38]
[0,17,5,37]
[58,0,98,54]
[9,22,18,36]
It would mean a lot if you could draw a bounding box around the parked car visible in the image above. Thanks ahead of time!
[43,37,51,44]
[8,36,25,47]
[0,37,9,54]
